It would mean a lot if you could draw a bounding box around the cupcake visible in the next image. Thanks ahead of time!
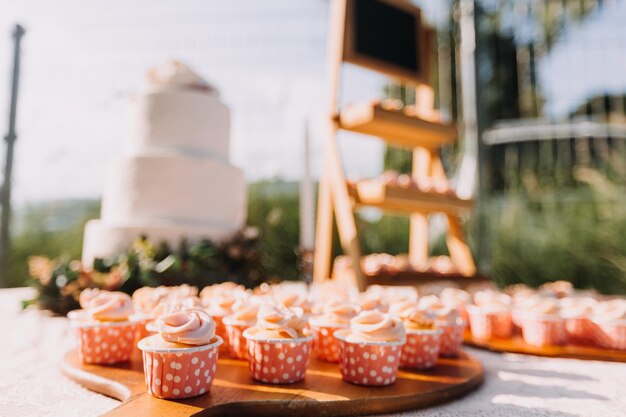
[559,297,597,345]
[518,298,567,347]
[591,300,626,350]
[396,306,442,370]
[334,311,405,386]
[418,295,465,357]
[440,288,471,323]
[243,305,313,384]
[138,308,223,399]
[310,300,360,362]
[222,296,261,360]
[70,289,137,364]
[468,291,513,340]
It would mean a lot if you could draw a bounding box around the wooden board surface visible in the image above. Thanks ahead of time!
[464,331,626,363]
[61,348,483,417]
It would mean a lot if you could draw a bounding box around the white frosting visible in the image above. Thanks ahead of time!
[82,61,246,265]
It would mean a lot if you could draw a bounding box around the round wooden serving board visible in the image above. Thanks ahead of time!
[463,332,626,362]
[61,348,483,417]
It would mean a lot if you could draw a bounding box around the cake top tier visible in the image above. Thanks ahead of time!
[146,60,218,96]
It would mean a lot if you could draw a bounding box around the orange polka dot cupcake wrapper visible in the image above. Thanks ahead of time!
[564,317,596,345]
[334,329,404,386]
[212,315,229,352]
[438,318,466,357]
[243,329,313,384]
[72,320,137,364]
[592,319,626,350]
[467,307,513,340]
[520,315,567,347]
[310,321,347,363]
[401,329,443,370]
[138,335,223,399]
[223,318,253,360]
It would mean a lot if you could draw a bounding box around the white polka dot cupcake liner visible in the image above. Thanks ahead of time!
[243,329,313,384]
[334,329,405,387]
[520,314,567,347]
[223,317,253,360]
[592,319,626,350]
[72,319,137,364]
[437,318,466,357]
[401,328,443,370]
[309,319,347,363]
[467,306,513,340]
[137,335,223,399]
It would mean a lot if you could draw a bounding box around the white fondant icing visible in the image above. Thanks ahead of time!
[101,154,246,227]
[134,90,230,160]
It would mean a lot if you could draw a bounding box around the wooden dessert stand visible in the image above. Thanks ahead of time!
[314,0,477,291]
[463,332,626,363]
[61,349,484,416]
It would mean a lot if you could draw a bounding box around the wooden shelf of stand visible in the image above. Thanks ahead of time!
[338,101,457,149]
[349,180,473,215]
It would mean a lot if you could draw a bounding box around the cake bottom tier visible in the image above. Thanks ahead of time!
[82,219,238,265]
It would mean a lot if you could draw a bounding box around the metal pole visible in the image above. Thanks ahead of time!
[0,24,25,286]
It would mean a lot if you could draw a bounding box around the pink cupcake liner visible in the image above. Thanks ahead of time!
[592,319,626,350]
[310,320,347,363]
[400,329,443,370]
[564,317,596,345]
[72,320,137,364]
[243,329,313,384]
[437,318,466,357]
[212,314,229,352]
[138,335,223,399]
[467,306,513,340]
[521,314,567,347]
[132,315,157,347]
[223,317,253,360]
[334,329,405,386]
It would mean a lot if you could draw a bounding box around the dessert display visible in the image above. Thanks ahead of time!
[457,280,626,351]
[69,289,137,364]
[137,308,223,399]
[82,60,247,265]
[333,253,461,279]
[334,310,406,386]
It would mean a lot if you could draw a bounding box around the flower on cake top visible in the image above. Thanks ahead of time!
[146,60,217,94]
[156,308,216,346]
[346,310,405,343]
[249,304,308,339]
[79,289,134,322]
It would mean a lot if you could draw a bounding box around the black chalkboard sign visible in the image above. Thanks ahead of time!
[343,0,428,84]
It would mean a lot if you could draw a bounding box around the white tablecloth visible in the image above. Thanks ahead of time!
[2,288,626,417]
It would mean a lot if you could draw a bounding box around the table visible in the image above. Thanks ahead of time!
[2,288,626,417]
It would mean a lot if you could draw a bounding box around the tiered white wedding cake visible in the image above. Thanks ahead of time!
[82,61,246,265]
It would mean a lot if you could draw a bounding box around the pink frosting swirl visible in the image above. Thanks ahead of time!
[315,300,360,326]
[250,305,308,339]
[156,308,216,346]
[229,296,261,324]
[79,289,134,321]
[347,311,405,343]
[418,295,459,323]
